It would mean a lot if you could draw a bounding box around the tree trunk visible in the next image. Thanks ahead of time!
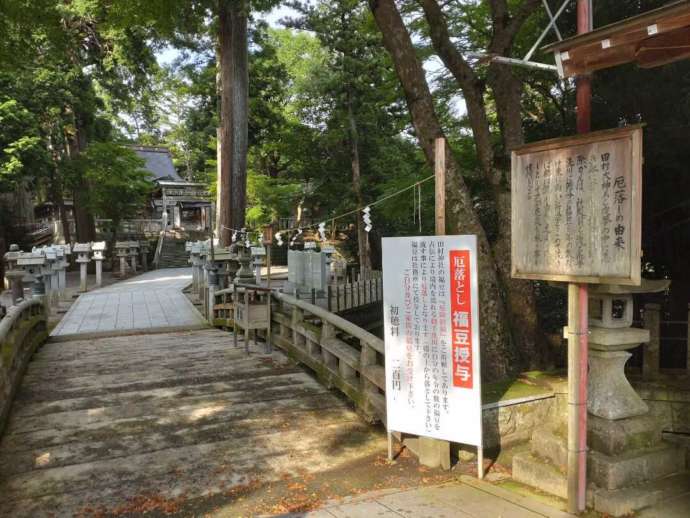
[420,0,547,370]
[488,64,524,162]
[347,92,371,272]
[229,1,248,231]
[49,164,71,244]
[369,0,517,381]
[68,121,95,243]
[217,0,233,246]
[418,0,494,180]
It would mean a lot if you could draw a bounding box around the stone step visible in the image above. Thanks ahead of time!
[531,428,567,473]
[591,471,690,517]
[588,443,685,490]
[512,451,567,499]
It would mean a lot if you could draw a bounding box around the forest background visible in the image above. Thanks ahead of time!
[1,0,689,381]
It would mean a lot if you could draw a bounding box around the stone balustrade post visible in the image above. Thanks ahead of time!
[5,270,25,305]
[129,242,139,273]
[642,303,661,380]
[207,265,218,322]
[140,242,149,272]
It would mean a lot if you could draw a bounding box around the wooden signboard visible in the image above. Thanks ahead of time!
[511,125,643,285]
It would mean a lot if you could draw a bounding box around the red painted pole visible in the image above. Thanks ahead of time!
[574,0,592,514]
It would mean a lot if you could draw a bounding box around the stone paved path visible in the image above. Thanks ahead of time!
[50,268,206,338]
[0,329,386,517]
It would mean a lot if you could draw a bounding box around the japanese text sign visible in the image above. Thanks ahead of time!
[511,125,643,285]
[382,235,482,446]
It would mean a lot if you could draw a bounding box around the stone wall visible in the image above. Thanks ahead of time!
[483,394,560,450]
[0,300,48,434]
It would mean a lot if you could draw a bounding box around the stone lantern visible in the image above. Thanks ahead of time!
[4,244,21,271]
[114,241,130,278]
[72,242,92,292]
[233,244,255,285]
[4,244,24,304]
[40,246,59,306]
[213,246,236,290]
[251,246,266,285]
[128,241,140,273]
[321,245,336,283]
[189,242,203,294]
[92,241,107,287]
[52,245,69,300]
[140,241,150,272]
[16,251,47,298]
[583,280,686,510]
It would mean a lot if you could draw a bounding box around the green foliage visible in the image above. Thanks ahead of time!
[0,100,48,190]
[70,142,153,226]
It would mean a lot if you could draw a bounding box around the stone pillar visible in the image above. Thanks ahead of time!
[191,253,201,293]
[94,257,103,287]
[140,242,149,272]
[129,243,139,273]
[5,270,25,305]
[207,265,218,322]
[642,303,661,380]
[79,262,87,292]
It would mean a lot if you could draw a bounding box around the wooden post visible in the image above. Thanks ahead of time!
[643,303,661,380]
[414,137,454,472]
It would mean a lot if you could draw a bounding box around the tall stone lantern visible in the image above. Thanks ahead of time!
[4,244,24,304]
[115,242,130,278]
[92,241,107,288]
[73,243,92,292]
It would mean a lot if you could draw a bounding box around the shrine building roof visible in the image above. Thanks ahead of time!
[130,145,183,182]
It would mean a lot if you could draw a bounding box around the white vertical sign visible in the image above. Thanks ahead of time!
[382,235,482,446]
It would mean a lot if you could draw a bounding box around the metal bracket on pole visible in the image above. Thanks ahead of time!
[524,0,570,62]
[464,0,572,74]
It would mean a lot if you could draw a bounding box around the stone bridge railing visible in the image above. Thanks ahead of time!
[0,298,48,433]
[213,288,386,423]
[271,291,386,422]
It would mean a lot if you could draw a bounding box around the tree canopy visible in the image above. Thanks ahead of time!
[2,0,689,378]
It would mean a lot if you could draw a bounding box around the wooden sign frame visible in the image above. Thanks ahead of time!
[511,125,643,285]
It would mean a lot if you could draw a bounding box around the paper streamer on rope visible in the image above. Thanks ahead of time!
[318,222,326,242]
[231,231,237,243]
[290,228,303,247]
[275,232,283,246]
[362,206,372,233]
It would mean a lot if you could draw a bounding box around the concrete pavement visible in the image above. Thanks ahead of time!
[285,477,574,518]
